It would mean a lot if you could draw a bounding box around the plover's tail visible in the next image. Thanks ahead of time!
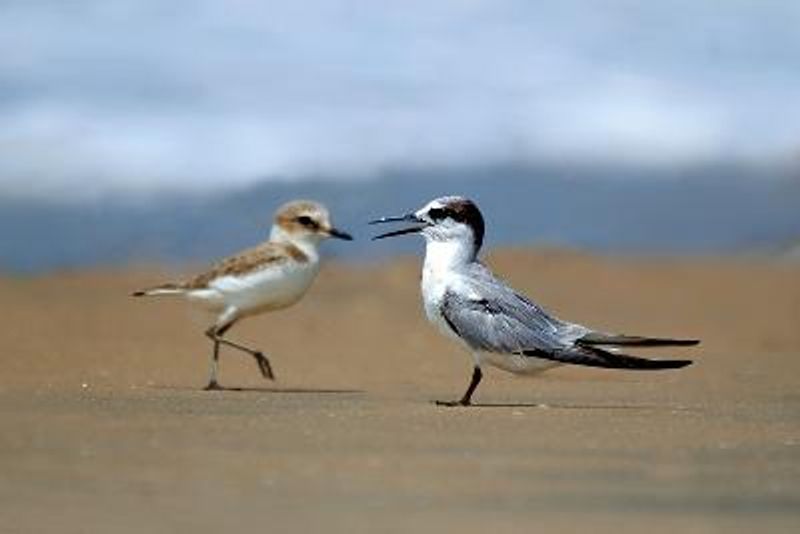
[131,283,187,297]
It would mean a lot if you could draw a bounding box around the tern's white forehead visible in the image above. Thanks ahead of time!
[416,196,469,215]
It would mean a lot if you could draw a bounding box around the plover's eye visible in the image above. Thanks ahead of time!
[296,215,317,228]
[428,208,447,221]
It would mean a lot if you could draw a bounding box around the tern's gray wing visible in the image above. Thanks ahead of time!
[440,265,585,354]
[441,264,693,370]
[440,290,564,353]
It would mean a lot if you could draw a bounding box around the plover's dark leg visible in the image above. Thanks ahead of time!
[436,366,482,407]
[204,338,223,390]
[205,324,275,381]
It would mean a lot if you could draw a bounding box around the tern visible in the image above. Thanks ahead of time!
[371,196,697,406]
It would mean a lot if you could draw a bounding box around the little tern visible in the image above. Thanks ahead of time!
[371,196,697,406]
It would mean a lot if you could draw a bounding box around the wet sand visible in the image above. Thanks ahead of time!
[1,250,798,532]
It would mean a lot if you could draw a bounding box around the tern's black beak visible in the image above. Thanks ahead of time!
[327,227,354,241]
[369,213,427,240]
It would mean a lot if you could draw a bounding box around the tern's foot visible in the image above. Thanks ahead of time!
[204,380,223,391]
[434,399,471,407]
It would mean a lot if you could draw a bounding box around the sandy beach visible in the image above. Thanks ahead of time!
[1,249,798,532]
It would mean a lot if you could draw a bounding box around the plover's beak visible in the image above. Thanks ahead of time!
[327,227,354,241]
[369,213,427,240]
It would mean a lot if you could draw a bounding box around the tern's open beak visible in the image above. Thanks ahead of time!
[369,213,427,240]
[327,227,354,241]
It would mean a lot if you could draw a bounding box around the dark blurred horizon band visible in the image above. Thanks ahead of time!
[2,163,799,274]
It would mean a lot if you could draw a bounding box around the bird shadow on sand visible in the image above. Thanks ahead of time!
[432,401,694,411]
[148,385,364,395]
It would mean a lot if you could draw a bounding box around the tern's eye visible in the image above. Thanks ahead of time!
[428,208,447,221]
[296,215,317,228]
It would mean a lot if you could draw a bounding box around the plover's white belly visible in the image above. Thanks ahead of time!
[185,289,226,312]
[480,351,562,375]
[200,261,319,315]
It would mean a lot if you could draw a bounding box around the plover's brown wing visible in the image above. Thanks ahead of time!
[185,241,308,290]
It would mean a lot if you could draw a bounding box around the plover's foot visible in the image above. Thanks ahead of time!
[254,352,275,381]
[204,380,223,391]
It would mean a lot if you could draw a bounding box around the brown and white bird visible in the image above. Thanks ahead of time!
[133,200,352,390]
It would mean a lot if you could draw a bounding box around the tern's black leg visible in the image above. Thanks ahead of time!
[204,325,276,382]
[436,366,482,407]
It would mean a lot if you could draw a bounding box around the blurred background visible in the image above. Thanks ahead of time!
[1,0,799,272]
[3,4,800,531]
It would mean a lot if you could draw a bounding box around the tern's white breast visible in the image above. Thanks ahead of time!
[422,281,458,342]
[421,250,469,343]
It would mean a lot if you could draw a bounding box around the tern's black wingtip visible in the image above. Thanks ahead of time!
[666,359,694,369]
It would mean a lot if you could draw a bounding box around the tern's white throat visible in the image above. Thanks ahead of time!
[414,197,485,273]
[421,229,480,272]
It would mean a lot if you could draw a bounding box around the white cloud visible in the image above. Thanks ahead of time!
[1,0,799,199]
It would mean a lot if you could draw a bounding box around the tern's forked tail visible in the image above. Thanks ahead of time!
[577,332,700,347]
[523,345,693,370]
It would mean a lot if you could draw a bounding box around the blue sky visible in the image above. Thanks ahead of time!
[1,0,799,199]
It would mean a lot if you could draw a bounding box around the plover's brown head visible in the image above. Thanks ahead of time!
[272,200,352,245]
[370,196,485,254]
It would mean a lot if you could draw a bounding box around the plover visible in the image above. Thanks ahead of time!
[371,196,697,406]
[133,200,352,390]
